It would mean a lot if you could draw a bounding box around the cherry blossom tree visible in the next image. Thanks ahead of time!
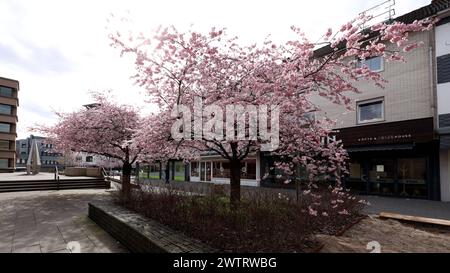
[110,14,434,208]
[37,93,143,197]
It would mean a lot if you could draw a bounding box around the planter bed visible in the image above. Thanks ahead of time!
[88,202,217,253]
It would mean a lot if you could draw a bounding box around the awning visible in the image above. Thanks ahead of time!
[346,143,414,153]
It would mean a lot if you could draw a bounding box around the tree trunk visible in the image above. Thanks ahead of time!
[229,159,241,208]
[165,161,170,184]
[122,161,132,201]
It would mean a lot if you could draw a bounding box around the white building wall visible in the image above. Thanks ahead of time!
[309,31,434,129]
[436,21,450,118]
[437,83,450,115]
[436,22,450,57]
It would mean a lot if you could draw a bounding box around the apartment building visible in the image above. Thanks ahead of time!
[291,0,449,201]
[0,77,19,173]
[16,135,62,171]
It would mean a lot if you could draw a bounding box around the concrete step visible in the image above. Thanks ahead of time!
[0,179,104,186]
[0,179,110,193]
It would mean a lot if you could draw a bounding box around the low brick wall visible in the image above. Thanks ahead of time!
[65,167,87,176]
[86,167,102,177]
[88,202,217,253]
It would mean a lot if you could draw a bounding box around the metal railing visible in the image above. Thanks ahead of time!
[54,165,60,190]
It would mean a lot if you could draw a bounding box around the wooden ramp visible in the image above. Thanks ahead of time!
[379,212,450,227]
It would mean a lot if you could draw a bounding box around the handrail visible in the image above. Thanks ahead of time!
[55,166,60,190]
[101,167,109,181]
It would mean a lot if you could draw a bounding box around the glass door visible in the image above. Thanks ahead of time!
[200,162,212,182]
[368,158,395,196]
[200,162,206,181]
[397,157,427,198]
[205,162,212,181]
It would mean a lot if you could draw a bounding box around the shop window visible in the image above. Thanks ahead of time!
[149,164,160,179]
[242,160,257,180]
[398,158,427,198]
[357,98,384,124]
[368,159,395,196]
[190,162,199,177]
[346,160,366,193]
[213,162,230,178]
[174,162,185,181]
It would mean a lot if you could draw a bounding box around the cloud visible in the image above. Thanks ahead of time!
[0,40,73,75]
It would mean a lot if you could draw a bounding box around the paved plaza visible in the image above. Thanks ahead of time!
[0,189,128,253]
[363,195,450,220]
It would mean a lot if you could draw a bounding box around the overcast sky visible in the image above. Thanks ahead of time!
[0,0,430,139]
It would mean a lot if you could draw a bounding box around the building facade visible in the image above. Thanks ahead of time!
[436,7,450,201]
[16,135,62,171]
[141,1,450,200]
[300,0,450,201]
[140,157,261,187]
[0,77,19,172]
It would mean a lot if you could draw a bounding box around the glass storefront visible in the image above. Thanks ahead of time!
[347,159,366,192]
[192,159,257,181]
[368,158,395,196]
[173,161,185,181]
[397,158,427,198]
[345,156,429,199]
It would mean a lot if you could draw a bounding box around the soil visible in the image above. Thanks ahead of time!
[317,215,450,253]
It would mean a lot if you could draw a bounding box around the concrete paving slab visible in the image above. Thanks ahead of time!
[12,245,41,253]
[0,189,128,253]
[362,195,450,220]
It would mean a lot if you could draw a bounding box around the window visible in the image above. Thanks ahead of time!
[21,143,26,148]
[0,123,11,133]
[357,99,384,124]
[437,53,450,84]
[0,104,12,115]
[0,86,13,97]
[242,160,257,180]
[149,164,161,179]
[86,156,93,162]
[190,162,199,177]
[0,140,9,150]
[0,159,8,168]
[174,162,185,181]
[303,112,316,122]
[356,56,384,72]
[397,158,427,198]
[369,158,395,195]
[213,162,230,178]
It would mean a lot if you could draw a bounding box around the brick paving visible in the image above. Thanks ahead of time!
[0,189,128,253]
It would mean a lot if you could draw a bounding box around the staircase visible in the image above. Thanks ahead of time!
[0,178,110,193]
